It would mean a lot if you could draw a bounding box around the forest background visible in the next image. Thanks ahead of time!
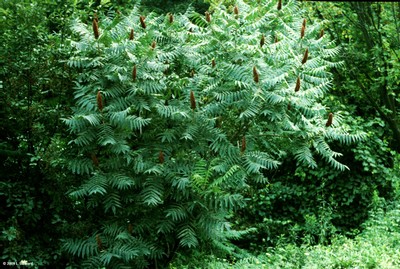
[1,0,400,268]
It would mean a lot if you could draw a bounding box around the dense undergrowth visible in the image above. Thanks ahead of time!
[170,186,400,269]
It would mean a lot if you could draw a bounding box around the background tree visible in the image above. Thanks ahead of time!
[0,0,78,265]
[310,2,400,153]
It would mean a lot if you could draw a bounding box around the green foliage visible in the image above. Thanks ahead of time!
[229,1,400,242]
[4,0,397,268]
[170,200,400,268]
[0,0,81,266]
[141,0,209,14]
[234,109,396,251]
[306,2,400,153]
[62,0,363,267]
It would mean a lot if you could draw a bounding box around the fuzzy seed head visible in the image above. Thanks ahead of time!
[190,91,196,110]
[169,13,174,23]
[241,136,246,153]
[97,91,103,111]
[295,77,301,92]
[302,48,309,65]
[159,151,164,164]
[260,34,265,47]
[129,28,134,40]
[301,24,305,39]
[91,153,99,167]
[326,113,333,127]
[277,0,282,10]
[140,15,146,29]
[92,19,99,39]
[132,65,137,81]
[205,11,211,23]
[253,66,259,83]
[96,234,103,250]
[234,6,239,16]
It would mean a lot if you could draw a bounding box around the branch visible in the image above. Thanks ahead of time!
[351,71,389,122]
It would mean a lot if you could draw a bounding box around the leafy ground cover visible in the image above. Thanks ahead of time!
[170,198,400,269]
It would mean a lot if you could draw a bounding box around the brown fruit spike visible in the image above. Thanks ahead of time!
[326,113,333,127]
[97,91,103,111]
[140,16,146,29]
[260,34,265,47]
[169,13,174,23]
[212,59,216,68]
[151,40,156,49]
[92,19,99,39]
[241,136,246,153]
[190,91,196,110]
[301,19,306,39]
[91,153,99,167]
[253,66,259,83]
[96,234,103,250]
[205,11,211,23]
[300,24,305,39]
[275,36,279,43]
[234,6,239,16]
[128,223,133,235]
[295,77,301,92]
[301,48,309,65]
[277,0,282,10]
[319,29,324,39]
[132,65,137,81]
[129,29,134,40]
[159,151,164,164]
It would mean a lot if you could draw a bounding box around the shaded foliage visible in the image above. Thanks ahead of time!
[309,2,400,153]
[0,0,77,266]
